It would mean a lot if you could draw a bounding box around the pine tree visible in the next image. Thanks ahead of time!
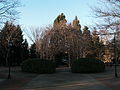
[92,28,104,59]
[30,43,37,58]
[72,16,82,34]
[21,39,29,60]
[0,21,24,65]
[82,26,93,57]
[53,13,67,28]
[83,26,91,38]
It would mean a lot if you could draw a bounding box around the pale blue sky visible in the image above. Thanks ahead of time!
[18,0,98,45]
[19,0,98,28]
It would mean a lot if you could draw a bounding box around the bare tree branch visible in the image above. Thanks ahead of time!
[0,0,20,23]
[92,0,120,29]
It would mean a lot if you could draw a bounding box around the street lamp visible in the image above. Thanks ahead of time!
[113,31,118,78]
[7,41,13,79]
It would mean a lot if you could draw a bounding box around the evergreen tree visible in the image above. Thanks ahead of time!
[53,13,67,28]
[72,16,82,34]
[30,43,37,58]
[82,26,93,57]
[0,21,25,65]
[83,26,91,38]
[21,39,29,60]
[92,29,104,59]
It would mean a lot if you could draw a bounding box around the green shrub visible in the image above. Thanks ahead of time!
[71,58,105,73]
[21,58,56,74]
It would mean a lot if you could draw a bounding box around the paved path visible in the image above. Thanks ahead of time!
[0,66,120,90]
[0,67,38,90]
[21,68,111,90]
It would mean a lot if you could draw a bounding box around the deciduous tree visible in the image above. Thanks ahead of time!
[93,0,120,29]
[0,0,20,23]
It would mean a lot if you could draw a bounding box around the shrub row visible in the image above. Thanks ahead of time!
[21,58,105,74]
[21,58,56,74]
[71,58,105,73]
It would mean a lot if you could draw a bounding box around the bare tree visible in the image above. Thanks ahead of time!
[0,0,20,23]
[24,27,43,43]
[33,25,84,66]
[92,0,120,57]
[24,26,46,57]
[93,0,120,29]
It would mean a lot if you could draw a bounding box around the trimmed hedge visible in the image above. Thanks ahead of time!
[71,58,105,73]
[21,58,56,74]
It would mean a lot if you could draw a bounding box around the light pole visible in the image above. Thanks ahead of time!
[113,31,118,78]
[7,41,13,79]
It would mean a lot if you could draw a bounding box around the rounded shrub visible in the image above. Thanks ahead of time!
[71,58,105,73]
[21,58,56,74]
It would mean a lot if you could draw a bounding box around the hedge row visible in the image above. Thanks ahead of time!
[21,58,105,74]
[21,58,56,74]
[71,58,105,73]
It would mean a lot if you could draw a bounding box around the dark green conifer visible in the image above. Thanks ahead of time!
[0,21,25,65]
[30,43,37,58]
[83,26,92,40]
[72,16,82,33]
[92,28,104,59]
[53,13,67,28]
[21,39,29,60]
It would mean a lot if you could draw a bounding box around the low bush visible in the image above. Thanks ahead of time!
[71,58,105,73]
[21,58,56,74]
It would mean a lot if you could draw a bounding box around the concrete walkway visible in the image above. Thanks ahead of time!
[0,66,120,90]
[21,68,111,90]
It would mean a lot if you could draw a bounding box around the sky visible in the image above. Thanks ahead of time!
[19,0,98,28]
[18,0,98,45]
